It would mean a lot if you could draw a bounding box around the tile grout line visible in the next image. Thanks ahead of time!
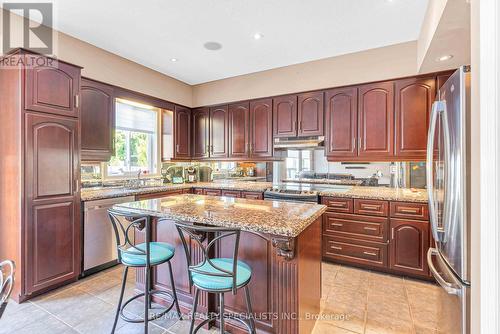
[403,277,418,334]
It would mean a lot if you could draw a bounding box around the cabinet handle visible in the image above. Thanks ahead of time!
[298,121,302,131]
[331,223,343,227]
[363,251,377,256]
[331,245,342,250]
[391,227,395,239]
[74,179,79,193]
[363,226,378,231]
[329,202,345,207]
[74,95,79,108]
[176,144,180,153]
[353,137,356,149]
[358,137,362,150]
[363,204,380,210]
[400,208,419,213]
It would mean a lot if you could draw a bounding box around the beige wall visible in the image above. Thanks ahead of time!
[192,41,422,107]
[0,10,193,107]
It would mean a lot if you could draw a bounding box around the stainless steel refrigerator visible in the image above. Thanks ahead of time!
[426,66,470,334]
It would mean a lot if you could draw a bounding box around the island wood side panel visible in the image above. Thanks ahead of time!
[138,216,322,334]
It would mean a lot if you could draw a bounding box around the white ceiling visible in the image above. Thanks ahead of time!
[21,0,429,84]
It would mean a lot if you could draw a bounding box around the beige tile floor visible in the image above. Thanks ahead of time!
[1,263,440,334]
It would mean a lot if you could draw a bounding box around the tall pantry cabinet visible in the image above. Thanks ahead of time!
[0,49,82,302]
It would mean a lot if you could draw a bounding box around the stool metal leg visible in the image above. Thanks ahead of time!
[145,266,150,333]
[168,261,182,319]
[112,266,129,334]
[244,286,256,334]
[190,288,200,334]
[219,293,225,334]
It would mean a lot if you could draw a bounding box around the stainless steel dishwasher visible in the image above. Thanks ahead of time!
[83,195,136,276]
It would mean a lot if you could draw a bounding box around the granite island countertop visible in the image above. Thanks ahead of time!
[113,194,327,237]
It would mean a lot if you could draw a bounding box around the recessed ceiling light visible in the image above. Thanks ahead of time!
[170,58,178,62]
[437,55,453,62]
[253,33,264,40]
[203,41,223,51]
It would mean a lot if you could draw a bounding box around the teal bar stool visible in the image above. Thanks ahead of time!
[175,222,256,334]
[108,209,182,334]
[0,260,15,319]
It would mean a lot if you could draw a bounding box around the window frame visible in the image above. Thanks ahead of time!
[102,98,163,180]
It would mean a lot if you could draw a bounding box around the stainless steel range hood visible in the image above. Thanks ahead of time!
[273,136,325,149]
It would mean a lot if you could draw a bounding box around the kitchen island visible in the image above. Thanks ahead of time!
[114,194,327,334]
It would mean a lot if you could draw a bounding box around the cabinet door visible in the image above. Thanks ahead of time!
[174,106,191,159]
[24,113,80,294]
[81,78,115,161]
[325,87,358,158]
[228,102,250,158]
[192,108,210,158]
[209,105,229,158]
[297,92,324,137]
[25,57,81,118]
[358,81,394,158]
[273,95,297,137]
[250,99,273,158]
[390,219,429,277]
[395,77,436,158]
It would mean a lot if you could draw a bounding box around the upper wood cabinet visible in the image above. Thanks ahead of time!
[81,78,115,161]
[24,112,81,294]
[250,98,273,158]
[395,77,436,158]
[228,102,250,158]
[273,95,297,137]
[325,87,358,158]
[25,57,81,118]
[173,106,191,159]
[358,81,394,159]
[209,105,229,158]
[192,107,210,159]
[297,92,324,137]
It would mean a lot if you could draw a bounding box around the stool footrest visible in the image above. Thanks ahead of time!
[119,289,180,323]
[192,311,253,334]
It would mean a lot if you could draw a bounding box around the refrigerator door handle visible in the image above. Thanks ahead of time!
[427,248,460,295]
[440,101,454,243]
[427,100,445,242]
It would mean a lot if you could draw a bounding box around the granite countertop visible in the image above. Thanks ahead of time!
[80,181,273,201]
[282,178,364,186]
[319,186,428,203]
[113,194,327,237]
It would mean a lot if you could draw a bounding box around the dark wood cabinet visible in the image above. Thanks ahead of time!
[325,87,358,159]
[204,189,222,196]
[241,191,263,200]
[354,199,389,217]
[221,190,241,198]
[81,78,115,161]
[249,99,273,158]
[437,73,452,89]
[323,235,388,269]
[358,81,394,158]
[192,107,210,158]
[210,105,229,158]
[273,95,297,137]
[389,218,429,277]
[394,77,436,158]
[25,57,81,118]
[297,92,324,137]
[24,113,81,295]
[228,102,250,158]
[174,106,191,159]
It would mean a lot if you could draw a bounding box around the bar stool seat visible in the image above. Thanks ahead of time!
[191,258,252,291]
[121,242,175,267]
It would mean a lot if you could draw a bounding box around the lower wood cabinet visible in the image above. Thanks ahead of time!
[389,218,429,276]
[203,189,222,196]
[192,188,264,199]
[221,190,241,198]
[241,191,263,200]
[322,197,431,279]
[135,190,184,201]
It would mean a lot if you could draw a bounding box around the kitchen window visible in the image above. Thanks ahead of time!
[285,149,313,178]
[106,98,160,178]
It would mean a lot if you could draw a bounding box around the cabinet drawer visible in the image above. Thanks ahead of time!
[354,199,389,216]
[241,192,263,200]
[221,190,241,198]
[204,189,222,196]
[182,188,192,194]
[323,236,388,268]
[136,190,183,201]
[321,197,353,213]
[193,188,204,195]
[323,212,388,242]
[390,202,429,220]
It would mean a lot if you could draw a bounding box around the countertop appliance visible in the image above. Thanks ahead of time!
[198,166,213,182]
[264,183,352,203]
[185,166,197,183]
[426,66,470,334]
[83,195,135,276]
